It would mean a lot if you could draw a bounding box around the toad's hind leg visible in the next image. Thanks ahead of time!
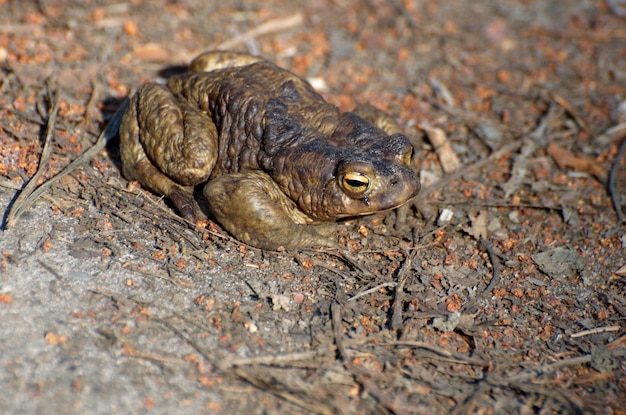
[120,83,218,221]
[204,171,337,250]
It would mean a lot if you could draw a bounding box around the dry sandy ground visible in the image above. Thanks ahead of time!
[1,1,625,414]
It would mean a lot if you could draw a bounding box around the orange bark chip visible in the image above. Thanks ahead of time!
[547,142,606,180]
[45,331,68,345]
[124,21,139,37]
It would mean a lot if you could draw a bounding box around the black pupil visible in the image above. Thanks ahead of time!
[346,178,366,188]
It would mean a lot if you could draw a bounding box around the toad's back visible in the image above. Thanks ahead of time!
[166,60,343,178]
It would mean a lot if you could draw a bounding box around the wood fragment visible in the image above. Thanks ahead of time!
[75,82,101,133]
[419,122,460,173]
[132,43,171,62]
[503,138,537,199]
[596,122,626,146]
[428,78,456,107]
[411,86,483,125]
[410,86,513,148]
[465,210,489,240]
[550,93,590,132]
[606,335,626,351]
[547,142,607,181]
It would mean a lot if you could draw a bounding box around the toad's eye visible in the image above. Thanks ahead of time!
[340,172,371,196]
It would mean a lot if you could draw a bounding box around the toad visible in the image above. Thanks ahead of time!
[119,51,420,250]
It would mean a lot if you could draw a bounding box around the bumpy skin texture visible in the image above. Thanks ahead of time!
[119,51,420,250]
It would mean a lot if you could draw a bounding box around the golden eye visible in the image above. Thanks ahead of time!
[340,172,371,195]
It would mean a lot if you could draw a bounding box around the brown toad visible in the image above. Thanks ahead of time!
[119,51,420,250]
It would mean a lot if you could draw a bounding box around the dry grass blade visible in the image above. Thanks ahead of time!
[327,251,378,280]
[383,341,488,366]
[233,368,336,415]
[4,88,59,229]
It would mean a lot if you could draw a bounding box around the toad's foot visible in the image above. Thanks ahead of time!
[204,171,337,250]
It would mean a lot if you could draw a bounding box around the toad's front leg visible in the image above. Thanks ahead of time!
[204,171,337,250]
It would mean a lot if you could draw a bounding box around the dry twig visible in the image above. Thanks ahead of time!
[608,134,626,223]
[326,251,378,279]
[347,281,397,302]
[570,325,621,338]
[460,238,502,313]
[391,251,416,331]
[217,13,303,50]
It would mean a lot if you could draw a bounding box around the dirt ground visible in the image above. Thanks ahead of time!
[1,0,625,414]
